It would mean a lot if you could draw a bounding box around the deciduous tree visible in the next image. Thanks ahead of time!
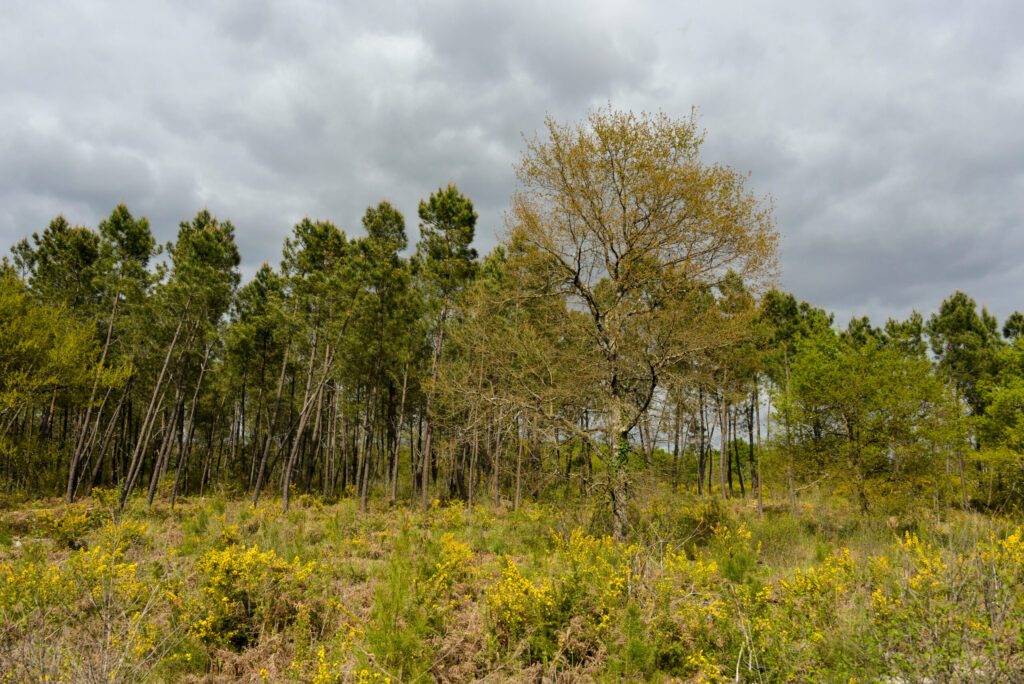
[508,108,777,537]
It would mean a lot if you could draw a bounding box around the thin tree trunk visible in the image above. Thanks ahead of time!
[147,394,179,506]
[358,382,379,513]
[755,385,764,516]
[252,346,290,506]
[389,365,408,504]
[733,407,745,497]
[282,340,329,512]
[514,415,523,511]
[67,290,120,503]
[697,387,706,496]
[420,315,447,509]
[78,389,128,499]
[120,306,190,510]
[171,344,212,508]
[672,401,681,490]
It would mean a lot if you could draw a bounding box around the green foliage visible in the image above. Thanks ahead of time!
[36,502,100,548]
[414,184,478,303]
[187,543,314,650]
[1003,311,1024,341]
[758,288,833,384]
[777,325,955,511]
[2,494,1024,681]
[0,271,102,413]
[12,215,101,310]
[927,290,1002,414]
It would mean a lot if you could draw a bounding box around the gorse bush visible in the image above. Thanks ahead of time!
[868,529,1024,681]
[1,518,180,683]
[485,557,554,644]
[651,541,730,673]
[551,528,638,633]
[36,502,99,548]
[424,532,474,601]
[2,494,1023,682]
[187,543,315,650]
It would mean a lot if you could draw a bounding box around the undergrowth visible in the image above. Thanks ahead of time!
[1,486,1022,682]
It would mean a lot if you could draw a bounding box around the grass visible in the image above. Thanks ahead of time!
[1,483,1022,682]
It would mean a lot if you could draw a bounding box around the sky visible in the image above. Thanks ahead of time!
[2,0,1022,326]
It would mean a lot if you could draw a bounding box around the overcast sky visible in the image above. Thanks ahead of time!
[2,0,1022,325]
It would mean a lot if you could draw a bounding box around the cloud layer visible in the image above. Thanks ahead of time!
[2,0,1022,325]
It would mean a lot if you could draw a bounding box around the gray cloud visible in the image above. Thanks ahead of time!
[1,0,1022,326]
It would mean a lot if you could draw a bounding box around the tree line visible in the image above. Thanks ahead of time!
[2,109,1022,533]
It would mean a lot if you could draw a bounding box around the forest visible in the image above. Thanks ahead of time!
[2,110,1023,682]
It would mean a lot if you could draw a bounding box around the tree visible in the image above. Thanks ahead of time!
[756,290,833,507]
[974,339,1024,509]
[508,108,777,537]
[348,202,419,511]
[779,327,954,512]
[437,241,594,508]
[119,210,240,509]
[414,185,479,507]
[882,311,927,358]
[926,291,1001,416]
[66,205,155,502]
[0,271,98,469]
[12,216,100,312]
[1003,311,1024,342]
[225,263,287,493]
[978,339,1024,449]
[275,218,354,511]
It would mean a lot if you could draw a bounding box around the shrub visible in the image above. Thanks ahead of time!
[868,528,1024,680]
[187,544,314,650]
[486,557,554,644]
[552,528,637,633]
[752,548,857,679]
[37,503,98,548]
[1,538,179,682]
[651,545,729,674]
[708,523,760,585]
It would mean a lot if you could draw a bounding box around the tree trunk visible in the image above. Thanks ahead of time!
[420,315,447,509]
[252,346,290,506]
[358,382,378,513]
[120,308,190,510]
[389,365,408,505]
[67,290,120,503]
[514,415,523,511]
[282,341,331,512]
[171,344,212,508]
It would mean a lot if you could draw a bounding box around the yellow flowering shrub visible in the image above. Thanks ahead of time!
[1,541,149,620]
[869,532,967,677]
[0,539,172,683]
[37,503,98,548]
[284,595,367,684]
[552,528,637,632]
[187,543,315,650]
[867,528,1024,680]
[425,532,474,598]
[486,557,554,642]
[708,522,761,584]
[651,546,728,674]
[686,650,728,683]
[1,555,76,617]
[747,549,855,679]
[777,547,853,624]
[431,499,467,528]
[94,517,149,551]
[972,527,1024,676]
[296,492,325,510]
